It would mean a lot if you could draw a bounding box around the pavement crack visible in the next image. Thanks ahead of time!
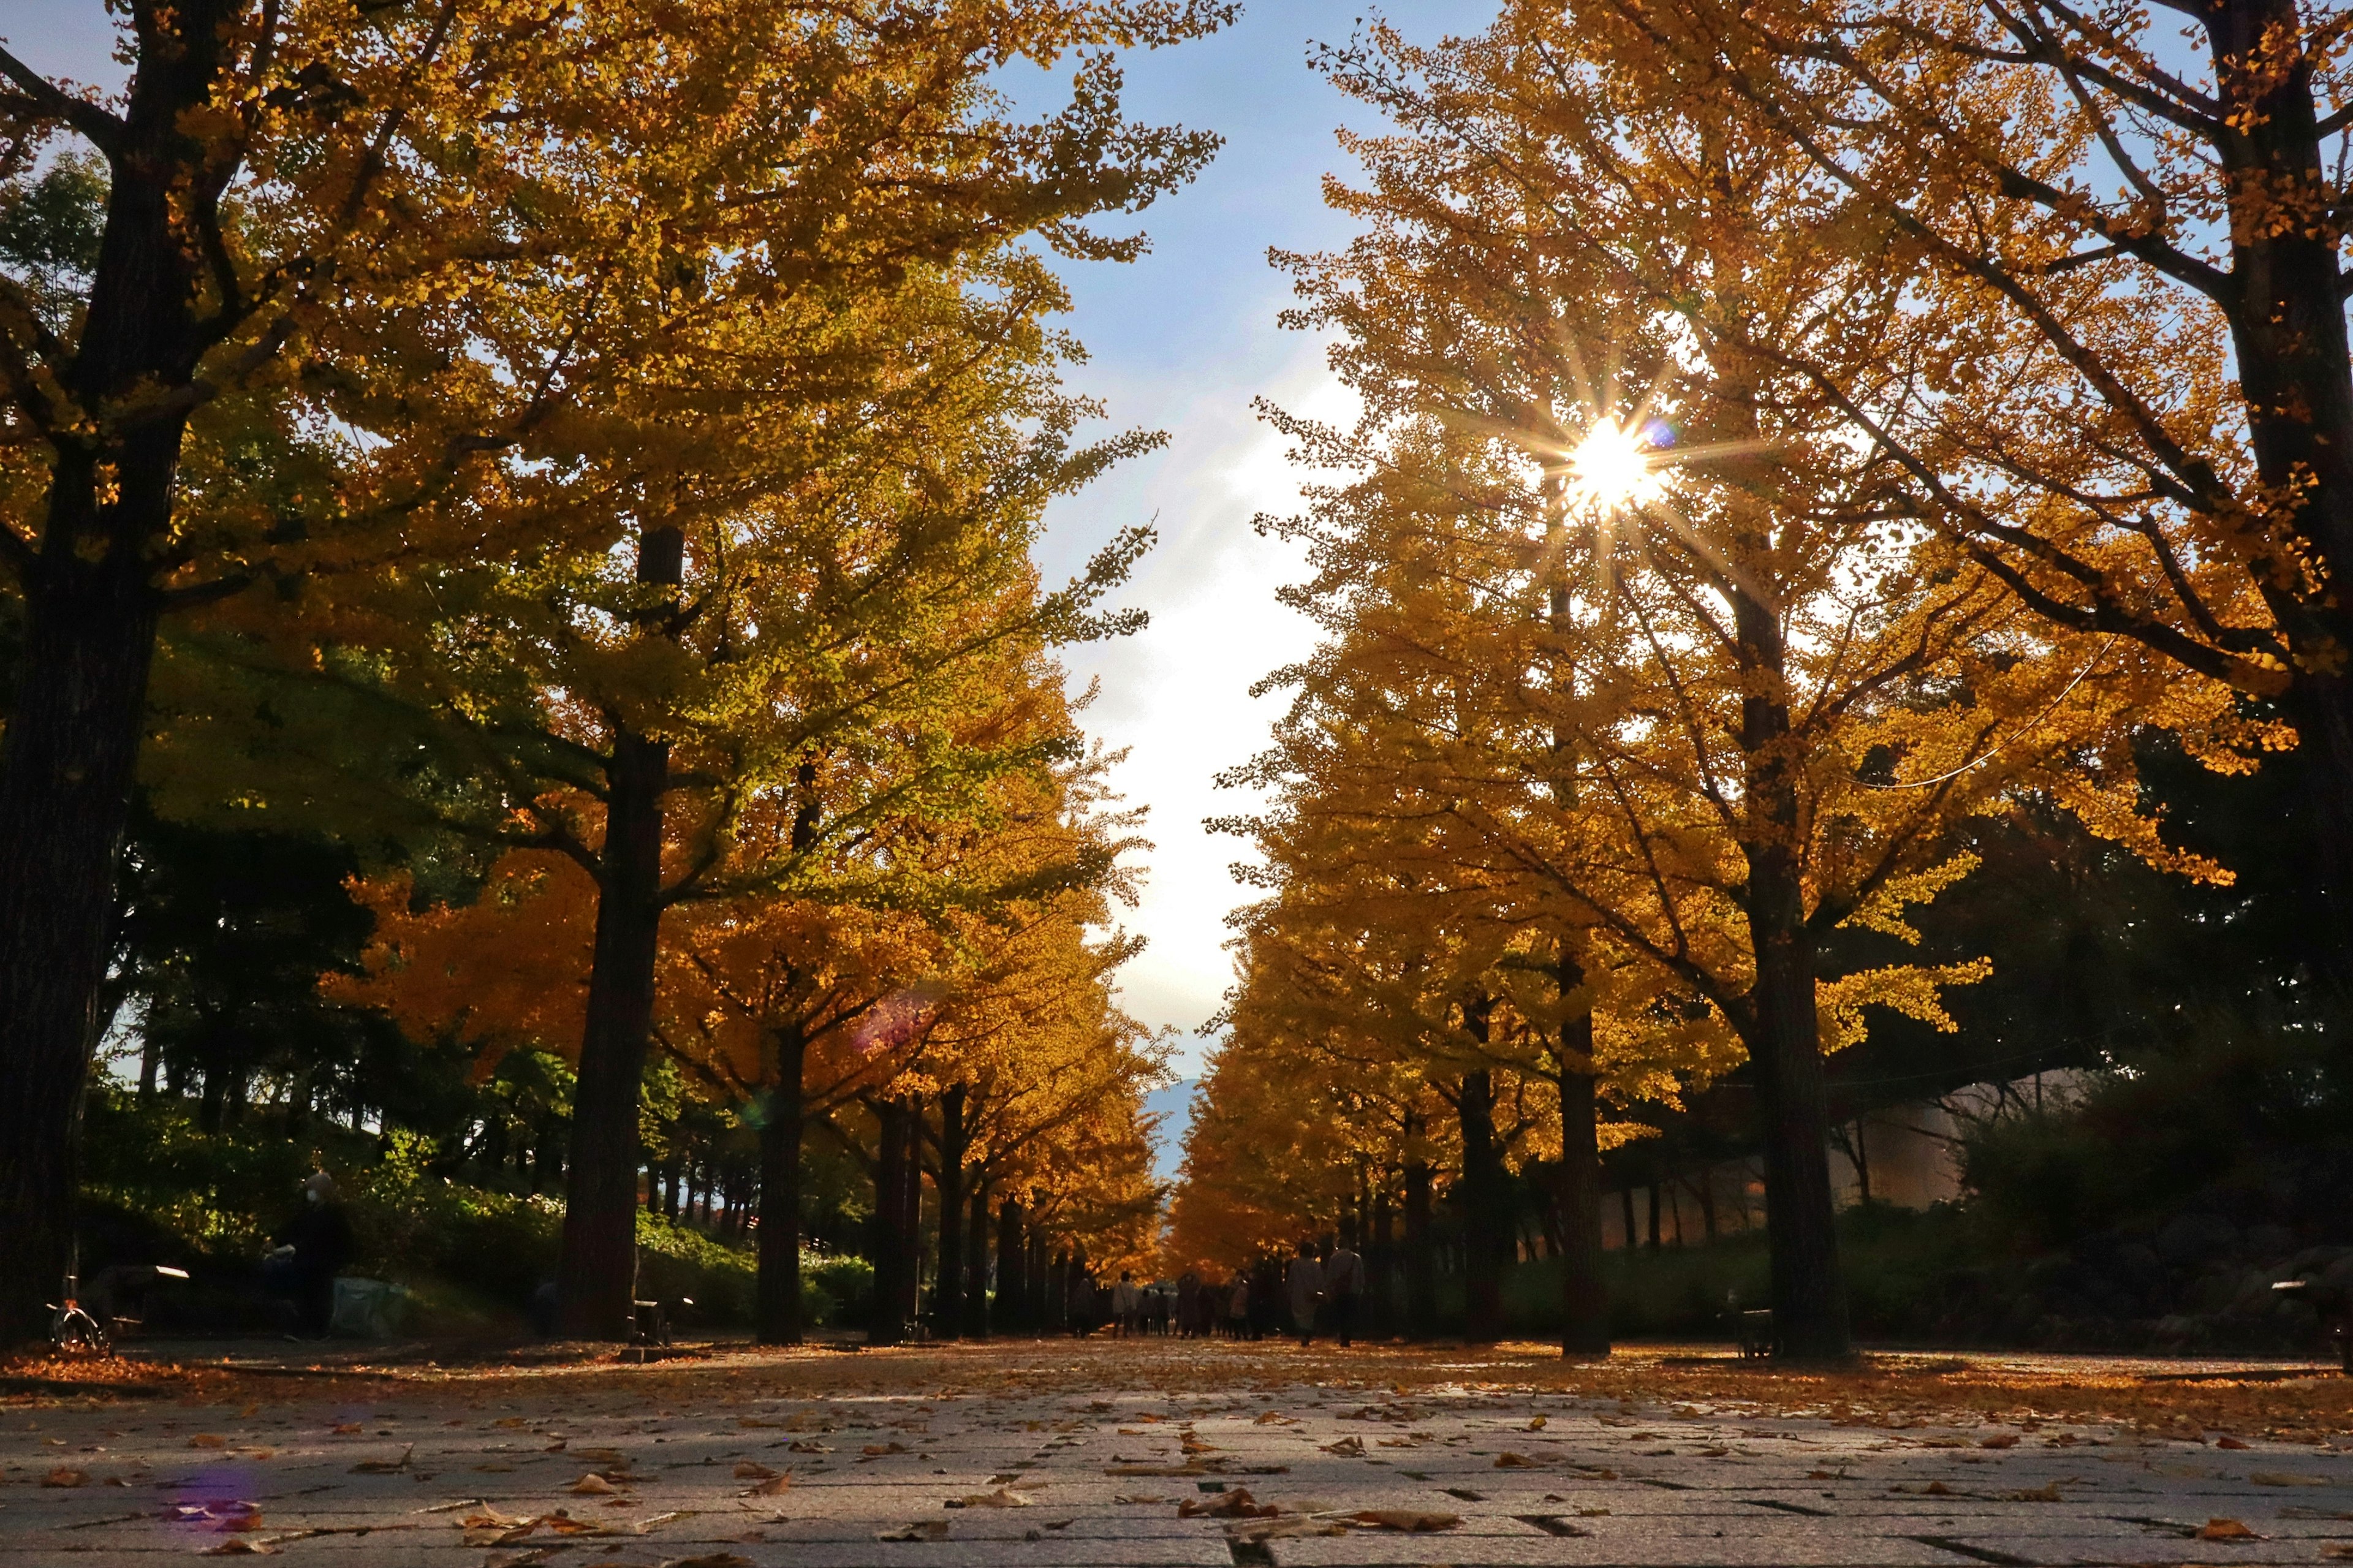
[1912,1535,2032,1565]
[1515,1513,1592,1537]
[1743,1496,1833,1517]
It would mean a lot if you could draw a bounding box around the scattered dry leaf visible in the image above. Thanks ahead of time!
[1351,1509,1461,1532]
[2199,1518,2262,1541]
[874,1521,948,1541]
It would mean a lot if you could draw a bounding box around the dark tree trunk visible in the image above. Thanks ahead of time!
[964,1172,991,1339]
[1725,555,1852,1360]
[0,8,236,1343]
[755,1026,808,1344]
[1646,1183,1662,1250]
[1556,1060,1610,1358]
[1457,1069,1504,1343]
[1031,1232,1051,1334]
[555,724,669,1339]
[901,1096,926,1331]
[1368,1184,1393,1337]
[1403,1157,1436,1340]
[870,1100,911,1345]
[934,1085,968,1338]
[996,1197,1024,1333]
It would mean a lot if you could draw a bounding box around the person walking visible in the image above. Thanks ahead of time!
[1111,1270,1142,1338]
[1284,1240,1324,1347]
[267,1172,354,1339]
[1226,1273,1249,1339]
[1323,1237,1365,1347]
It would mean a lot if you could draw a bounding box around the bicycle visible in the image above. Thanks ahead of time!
[48,1273,111,1357]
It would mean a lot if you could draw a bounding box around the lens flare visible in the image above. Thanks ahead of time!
[1566,419,1667,515]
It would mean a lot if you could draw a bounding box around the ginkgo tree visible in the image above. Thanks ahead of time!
[1564,0,2353,967]
[0,0,1230,1339]
[1210,9,2242,1358]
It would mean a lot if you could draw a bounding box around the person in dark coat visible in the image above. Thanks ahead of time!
[270,1172,355,1338]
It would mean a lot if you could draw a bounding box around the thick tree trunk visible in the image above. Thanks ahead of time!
[1745,903,1850,1359]
[934,1085,967,1338]
[1457,1069,1504,1343]
[1403,1157,1436,1340]
[556,725,669,1339]
[755,1027,808,1344]
[1368,1185,1393,1338]
[965,1172,991,1338]
[1556,1062,1610,1358]
[0,14,233,1343]
[901,1096,926,1330]
[869,1100,910,1345]
[996,1197,1024,1333]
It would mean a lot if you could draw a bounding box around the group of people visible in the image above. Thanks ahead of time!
[1069,1237,1367,1346]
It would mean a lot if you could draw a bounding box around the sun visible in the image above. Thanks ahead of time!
[1565,419,1667,515]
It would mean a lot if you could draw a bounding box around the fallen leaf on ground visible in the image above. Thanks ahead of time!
[786,1439,831,1453]
[1923,1481,1954,1497]
[197,1544,277,1558]
[189,1434,227,1449]
[1493,1452,1539,1468]
[1980,1434,2020,1449]
[862,1442,907,1456]
[1528,1415,1548,1430]
[1351,1509,1461,1532]
[349,1445,414,1474]
[2217,1436,2251,1450]
[874,1521,949,1541]
[945,1488,1033,1508]
[1254,1411,1292,1425]
[568,1474,623,1495]
[1322,1436,1365,1456]
[330,1423,362,1435]
[1180,1488,1275,1519]
[42,1467,88,1487]
[745,1474,791,1496]
[1113,1494,1168,1504]
[2199,1518,2262,1540]
[1577,1507,1611,1517]
[2007,1482,2063,1501]
[2254,1471,2328,1486]
[732,1462,776,1480]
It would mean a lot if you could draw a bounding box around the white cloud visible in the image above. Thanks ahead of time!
[1055,353,1359,1070]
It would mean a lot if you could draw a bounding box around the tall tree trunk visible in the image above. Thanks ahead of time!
[0,18,232,1340]
[1555,1061,1610,1358]
[553,729,665,1335]
[1368,1184,1393,1338]
[1646,1183,1662,1250]
[996,1197,1025,1334]
[965,1172,991,1339]
[1730,555,1852,1360]
[901,1096,926,1331]
[869,1100,910,1346]
[1403,1157,1436,1340]
[755,1026,808,1344]
[934,1085,968,1338]
[1031,1231,1051,1334]
[1457,1069,1504,1343]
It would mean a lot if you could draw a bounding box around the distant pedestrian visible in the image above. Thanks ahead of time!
[1323,1238,1364,1347]
[1285,1240,1324,1346]
[1226,1274,1250,1339]
[267,1172,354,1339]
[1112,1270,1142,1337]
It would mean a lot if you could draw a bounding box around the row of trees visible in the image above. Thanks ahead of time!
[1171,0,2352,1360]
[0,0,1230,1343]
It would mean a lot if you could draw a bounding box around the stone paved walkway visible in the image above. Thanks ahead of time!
[4,1340,2349,1566]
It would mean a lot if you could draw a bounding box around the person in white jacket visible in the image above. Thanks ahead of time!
[1284,1241,1324,1346]
[1110,1270,1143,1337]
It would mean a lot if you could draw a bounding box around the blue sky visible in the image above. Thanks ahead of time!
[2,1,1491,1076]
